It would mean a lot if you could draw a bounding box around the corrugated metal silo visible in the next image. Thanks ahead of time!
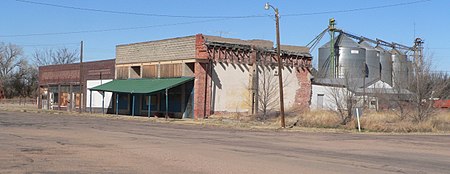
[318,40,332,78]
[375,46,393,85]
[336,34,366,78]
[391,49,408,88]
[359,41,380,79]
[318,34,366,79]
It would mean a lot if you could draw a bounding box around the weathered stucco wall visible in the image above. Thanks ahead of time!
[281,67,301,109]
[256,66,301,112]
[211,62,306,113]
[211,62,250,113]
[311,84,340,110]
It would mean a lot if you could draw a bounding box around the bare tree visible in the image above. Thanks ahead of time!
[327,73,362,125]
[408,55,450,122]
[3,59,38,98]
[391,68,412,120]
[257,66,279,120]
[0,43,23,79]
[33,47,79,66]
[389,52,450,122]
[256,65,293,120]
[33,48,54,66]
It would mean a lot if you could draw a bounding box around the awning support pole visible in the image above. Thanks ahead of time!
[115,93,118,115]
[58,84,61,110]
[102,91,105,114]
[165,88,168,120]
[89,90,92,113]
[148,95,151,118]
[132,94,135,117]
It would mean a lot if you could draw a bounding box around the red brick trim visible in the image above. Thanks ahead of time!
[193,34,212,119]
[294,60,312,110]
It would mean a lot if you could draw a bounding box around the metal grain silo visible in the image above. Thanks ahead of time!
[318,34,366,79]
[391,49,408,88]
[336,34,366,78]
[375,46,393,86]
[318,40,332,78]
[359,41,380,79]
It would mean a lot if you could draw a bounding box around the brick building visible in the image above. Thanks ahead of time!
[91,34,312,119]
[38,59,115,112]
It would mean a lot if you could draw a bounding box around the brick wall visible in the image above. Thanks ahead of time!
[39,63,80,85]
[116,36,196,64]
[193,34,212,119]
[39,59,115,86]
[295,60,312,109]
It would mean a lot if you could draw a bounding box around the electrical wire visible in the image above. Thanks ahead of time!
[16,0,430,18]
[6,0,432,38]
[15,0,268,19]
[284,0,430,17]
[0,19,229,37]
[20,42,79,47]
[428,47,450,50]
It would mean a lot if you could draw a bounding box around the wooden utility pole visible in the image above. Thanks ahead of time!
[79,41,83,113]
[275,9,286,128]
[265,2,285,128]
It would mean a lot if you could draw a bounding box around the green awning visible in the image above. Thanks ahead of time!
[90,77,194,94]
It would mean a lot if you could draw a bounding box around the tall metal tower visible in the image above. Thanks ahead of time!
[328,18,337,78]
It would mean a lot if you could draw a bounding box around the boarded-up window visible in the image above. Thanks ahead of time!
[130,66,141,79]
[60,92,69,107]
[160,64,182,78]
[116,67,128,79]
[142,65,158,78]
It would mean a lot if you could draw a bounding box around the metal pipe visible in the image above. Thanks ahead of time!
[89,90,92,113]
[165,89,169,120]
[148,95,151,118]
[47,84,50,110]
[102,91,105,114]
[58,84,61,110]
[132,94,135,116]
[69,84,72,112]
[116,93,118,115]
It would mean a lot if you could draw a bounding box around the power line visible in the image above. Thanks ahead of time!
[0,19,228,38]
[284,0,430,17]
[428,47,450,50]
[15,0,267,19]
[16,0,430,18]
[20,42,79,47]
[6,0,432,38]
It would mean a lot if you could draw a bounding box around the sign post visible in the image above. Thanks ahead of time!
[356,108,361,132]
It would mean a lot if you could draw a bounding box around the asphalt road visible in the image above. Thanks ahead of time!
[0,111,449,174]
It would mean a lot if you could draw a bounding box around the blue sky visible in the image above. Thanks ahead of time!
[1,0,449,72]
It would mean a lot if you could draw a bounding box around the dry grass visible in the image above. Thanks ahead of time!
[358,111,450,132]
[287,110,450,133]
[358,112,433,132]
[430,111,450,131]
[286,110,340,128]
[212,109,450,133]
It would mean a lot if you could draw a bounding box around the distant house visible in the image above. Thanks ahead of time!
[310,77,412,111]
[90,34,312,119]
[434,100,450,109]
